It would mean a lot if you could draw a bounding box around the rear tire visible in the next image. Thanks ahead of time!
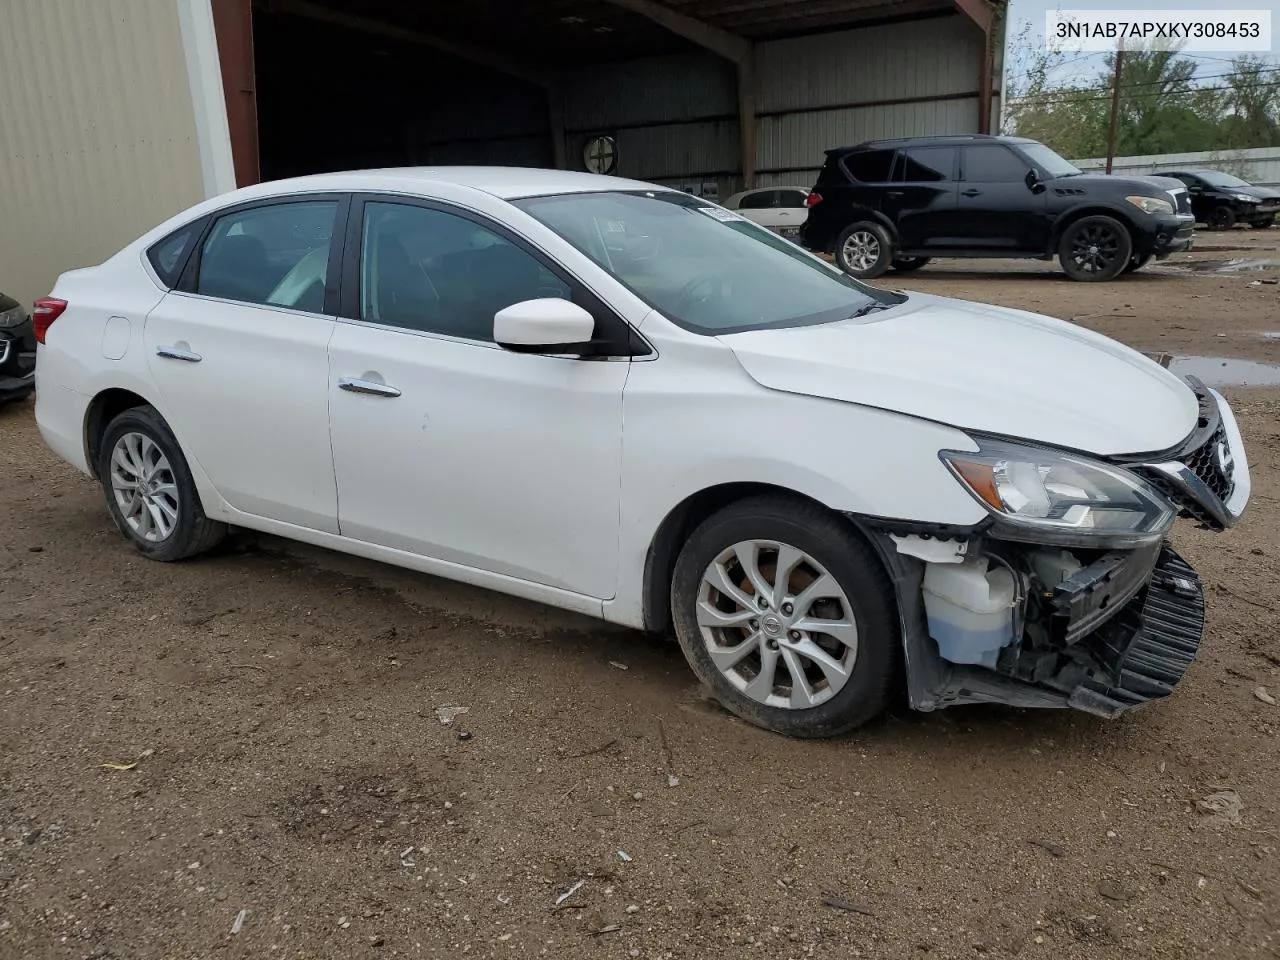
[670,496,900,738]
[891,256,931,273]
[97,405,226,562]
[835,222,893,279]
[1206,206,1237,231]
[1057,215,1133,282]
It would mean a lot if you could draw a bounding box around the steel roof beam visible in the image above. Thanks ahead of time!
[952,0,994,33]
[599,0,757,187]
[274,0,553,88]
[600,0,752,62]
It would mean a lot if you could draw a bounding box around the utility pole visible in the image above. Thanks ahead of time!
[1105,40,1125,175]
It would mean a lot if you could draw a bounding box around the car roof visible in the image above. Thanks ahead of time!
[826,134,1036,156]
[214,166,664,203]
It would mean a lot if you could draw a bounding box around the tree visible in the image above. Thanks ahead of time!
[1003,32,1279,159]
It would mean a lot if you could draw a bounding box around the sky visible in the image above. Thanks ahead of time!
[1007,0,1280,84]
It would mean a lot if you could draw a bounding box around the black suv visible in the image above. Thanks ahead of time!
[802,135,1196,282]
[1159,169,1279,230]
[0,291,36,404]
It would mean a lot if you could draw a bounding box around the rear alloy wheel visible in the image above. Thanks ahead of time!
[835,222,893,279]
[1123,253,1153,274]
[1058,216,1133,282]
[671,497,899,738]
[891,256,931,273]
[1206,206,1236,231]
[98,405,226,561]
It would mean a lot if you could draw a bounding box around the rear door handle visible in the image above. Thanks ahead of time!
[155,345,202,363]
[339,377,401,398]
[885,190,905,198]
[961,189,982,198]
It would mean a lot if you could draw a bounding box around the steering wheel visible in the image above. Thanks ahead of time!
[674,273,729,315]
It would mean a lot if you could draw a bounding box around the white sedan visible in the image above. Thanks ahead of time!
[35,168,1249,737]
[723,186,811,238]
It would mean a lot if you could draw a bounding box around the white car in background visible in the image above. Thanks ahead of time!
[34,167,1249,738]
[723,186,811,238]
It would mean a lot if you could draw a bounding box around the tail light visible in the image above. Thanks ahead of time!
[32,297,67,344]
[805,192,823,208]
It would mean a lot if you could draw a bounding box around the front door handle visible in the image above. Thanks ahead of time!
[156,345,202,363]
[339,377,401,398]
[961,189,982,198]
[885,190,905,198]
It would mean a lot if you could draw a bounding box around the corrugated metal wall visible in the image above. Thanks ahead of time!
[755,14,986,188]
[1071,147,1280,187]
[0,0,205,309]
[561,12,988,198]
[563,52,739,193]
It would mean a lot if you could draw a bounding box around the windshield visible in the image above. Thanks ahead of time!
[1197,171,1250,188]
[513,190,902,334]
[1019,142,1081,179]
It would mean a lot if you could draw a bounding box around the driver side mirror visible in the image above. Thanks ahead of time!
[494,298,599,356]
[1025,168,1044,193]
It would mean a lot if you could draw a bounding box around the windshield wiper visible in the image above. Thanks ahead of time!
[848,301,893,319]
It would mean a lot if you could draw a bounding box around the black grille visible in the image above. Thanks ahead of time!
[1184,421,1234,501]
[1065,548,1205,718]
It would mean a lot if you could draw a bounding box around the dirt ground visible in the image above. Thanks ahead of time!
[2,231,1279,960]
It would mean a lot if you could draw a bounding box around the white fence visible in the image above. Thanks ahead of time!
[1070,146,1280,186]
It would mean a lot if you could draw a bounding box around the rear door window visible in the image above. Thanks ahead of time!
[147,222,203,288]
[737,191,775,210]
[894,147,956,183]
[195,200,339,312]
[843,149,896,183]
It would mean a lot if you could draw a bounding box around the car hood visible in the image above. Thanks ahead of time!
[1048,173,1186,196]
[1232,185,1280,201]
[718,293,1199,457]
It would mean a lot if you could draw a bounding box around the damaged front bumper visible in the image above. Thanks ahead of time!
[858,380,1246,719]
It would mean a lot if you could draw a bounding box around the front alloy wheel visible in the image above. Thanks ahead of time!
[1058,215,1133,282]
[696,540,858,709]
[670,496,900,738]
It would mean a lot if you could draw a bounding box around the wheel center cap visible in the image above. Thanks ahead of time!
[761,614,784,637]
[1089,245,1099,254]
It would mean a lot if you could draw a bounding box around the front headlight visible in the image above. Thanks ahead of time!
[1233,193,1259,203]
[940,440,1174,547]
[0,306,25,328]
[1126,195,1174,216]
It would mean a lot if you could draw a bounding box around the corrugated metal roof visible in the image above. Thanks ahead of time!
[293,0,978,62]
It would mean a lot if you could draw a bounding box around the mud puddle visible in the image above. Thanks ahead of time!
[1169,355,1280,386]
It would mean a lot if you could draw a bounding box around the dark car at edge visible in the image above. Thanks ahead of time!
[0,292,36,404]
[802,135,1196,282]
[1159,169,1279,231]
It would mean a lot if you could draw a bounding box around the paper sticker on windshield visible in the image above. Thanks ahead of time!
[697,206,747,223]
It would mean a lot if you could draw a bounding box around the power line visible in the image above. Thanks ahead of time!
[1009,64,1280,93]
[1009,77,1280,107]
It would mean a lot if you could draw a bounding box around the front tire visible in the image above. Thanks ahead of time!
[835,222,893,279]
[1057,215,1133,282]
[97,405,226,562]
[1123,253,1153,274]
[1251,216,1275,230]
[1206,206,1237,231]
[670,497,900,738]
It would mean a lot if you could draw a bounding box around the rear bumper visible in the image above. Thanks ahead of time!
[34,377,92,475]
